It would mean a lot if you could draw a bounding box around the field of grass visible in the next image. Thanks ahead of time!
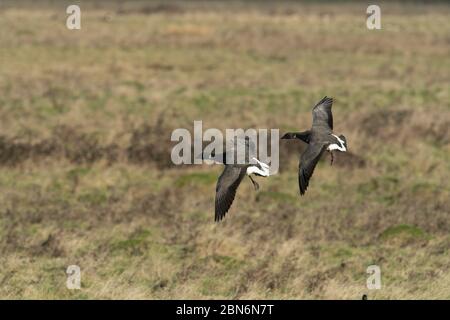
[0,1,449,299]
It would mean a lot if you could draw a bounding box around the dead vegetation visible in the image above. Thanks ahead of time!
[0,1,449,299]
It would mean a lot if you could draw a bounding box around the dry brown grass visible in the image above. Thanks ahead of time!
[0,1,449,299]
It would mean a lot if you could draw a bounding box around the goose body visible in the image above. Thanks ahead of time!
[281,96,348,195]
[203,137,270,221]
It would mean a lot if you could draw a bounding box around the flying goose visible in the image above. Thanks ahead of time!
[202,137,270,221]
[281,96,347,195]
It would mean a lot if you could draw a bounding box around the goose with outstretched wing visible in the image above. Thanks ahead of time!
[282,96,348,195]
[202,136,270,221]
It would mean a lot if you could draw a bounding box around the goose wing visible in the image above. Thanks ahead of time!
[231,136,256,164]
[298,143,327,195]
[312,96,333,130]
[215,165,245,221]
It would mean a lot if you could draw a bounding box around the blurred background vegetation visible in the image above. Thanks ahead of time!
[0,0,449,299]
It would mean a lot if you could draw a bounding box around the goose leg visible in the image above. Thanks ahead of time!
[330,151,334,166]
[248,175,259,191]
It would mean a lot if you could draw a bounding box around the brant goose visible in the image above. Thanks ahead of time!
[281,96,347,195]
[202,136,270,221]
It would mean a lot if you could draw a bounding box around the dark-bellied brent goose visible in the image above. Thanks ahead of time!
[281,96,347,195]
[202,136,270,221]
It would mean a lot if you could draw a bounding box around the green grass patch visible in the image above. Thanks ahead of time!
[78,188,109,205]
[380,224,428,241]
[175,172,217,187]
[112,229,153,252]
[256,191,297,204]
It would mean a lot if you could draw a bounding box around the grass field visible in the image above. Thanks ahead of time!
[0,1,449,299]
